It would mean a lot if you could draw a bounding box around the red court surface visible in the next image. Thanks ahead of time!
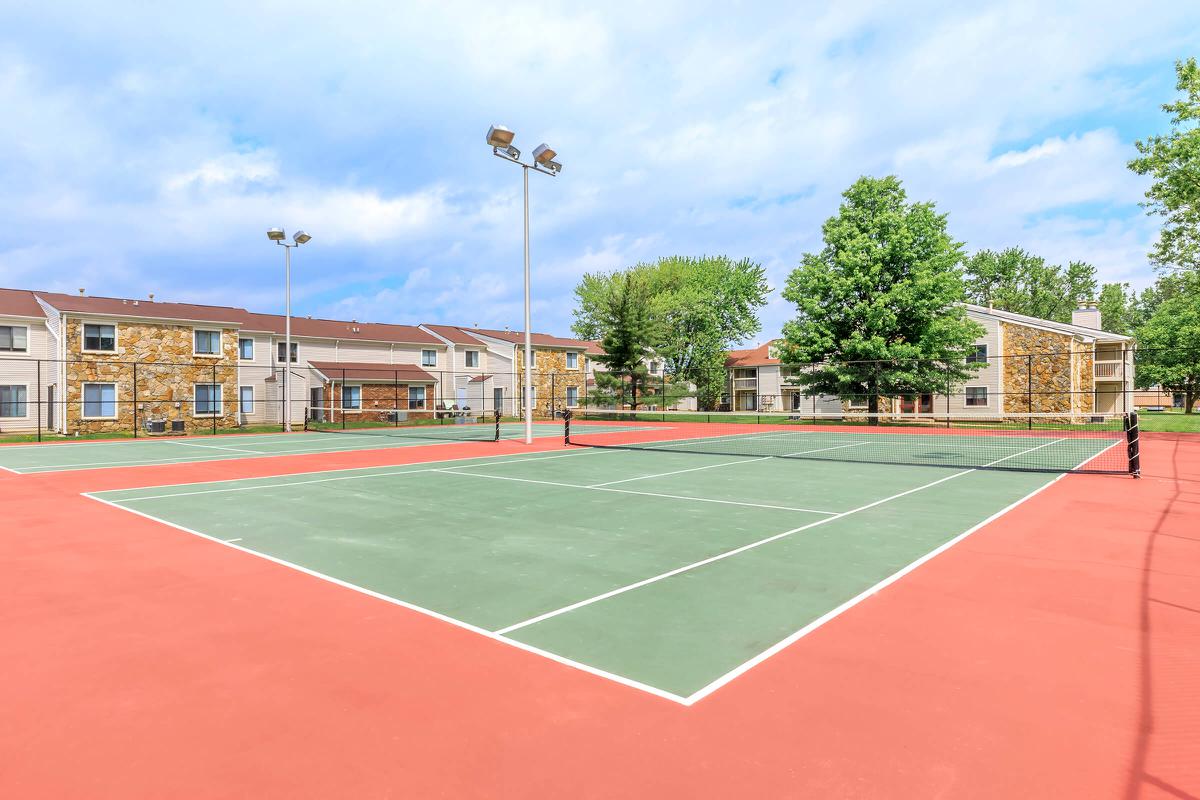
[1,433,1197,799]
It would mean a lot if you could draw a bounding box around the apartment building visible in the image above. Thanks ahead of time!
[726,303,1135,416]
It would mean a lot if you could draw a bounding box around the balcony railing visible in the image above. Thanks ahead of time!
[1094,360,1124,380]
[732,377,758,390]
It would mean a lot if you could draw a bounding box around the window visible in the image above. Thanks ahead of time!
[83,324,116,352]
[566,352,579,370]
[239,386,254,414]
[82,383,117,418]
[343,385,362,410]
[464,350,479,368]
[194,384,222,416]
[966,344,988,364]
[408,386,426,410]
[0,325,28,353]
[0,385,27,417]
[566,386,578,407]
[648,360,659,375]
[277,342,298,362]
[194,329,221,355]
[239,338,254,360]
[493,387,503,410]
[965,387,988,407]
[422,349,437,367]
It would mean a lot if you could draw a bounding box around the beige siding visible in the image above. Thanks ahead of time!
[0,318,56,432]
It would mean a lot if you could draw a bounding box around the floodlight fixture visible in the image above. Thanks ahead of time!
[293,230,312,245]
[532,143,562,175]
[267,227,286,241]
[486,125,515,148]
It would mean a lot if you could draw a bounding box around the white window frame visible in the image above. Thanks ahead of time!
[464,350,480,368]
[343,384,362,411]
[408,385,427,410]
[566,385,579,407]
[193,328,222,357]
[239,385,255,414]
[81,321,118,354]
[965,386,989,407]
[0,383,30,419]
[238,338,255,361]
[81,382,119,419]
[193,383,223,417]
[0,324,30,355]
[277,341,298,363]
[566,352,579,370]
[421,349,437,367]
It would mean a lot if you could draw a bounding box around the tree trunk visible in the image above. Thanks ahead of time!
[1185,388,1196,414]
[867,383,880,425]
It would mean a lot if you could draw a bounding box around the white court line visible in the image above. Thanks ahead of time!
[683,438,1101,704]
[586,441,872,488]
[433,469,840,515]
[493,438,1065,637]
[79,492,689,706]
[159,440,265,455]
[105,449,619,502]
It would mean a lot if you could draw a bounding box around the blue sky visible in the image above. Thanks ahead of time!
[1,2,1197,343]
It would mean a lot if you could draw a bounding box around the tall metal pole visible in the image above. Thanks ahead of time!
[284,244,292,433]
[523,165,533,444]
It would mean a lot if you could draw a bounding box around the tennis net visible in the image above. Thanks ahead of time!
[305,407,501,442]
[565,409,1140,475]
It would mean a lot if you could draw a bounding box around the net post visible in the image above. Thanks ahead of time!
[563,408,572,445]
[1125,411,1141,477]
[494,408,502,442]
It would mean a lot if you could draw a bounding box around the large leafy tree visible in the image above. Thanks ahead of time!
[573,255,769,409]
[1098,282,1139,334]
[1134,279,1200,412]
[1128,57,1200,273]
[962,247,1098,322]
[779,175,985,417]
[587,271,658,409]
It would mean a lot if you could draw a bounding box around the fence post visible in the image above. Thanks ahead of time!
[945,362,951,427]
[551,372,556,420]
[394,369,400,426]
[1026,353,1033,428]
[212,363,217,436]
[36,359,42,442]
[132,362,138,438]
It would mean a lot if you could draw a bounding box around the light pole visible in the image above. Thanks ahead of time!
[266,228,312,432]
[487,125,562,444]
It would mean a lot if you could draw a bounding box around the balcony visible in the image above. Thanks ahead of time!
[1094,360,1125,381]
[732,377,758,390]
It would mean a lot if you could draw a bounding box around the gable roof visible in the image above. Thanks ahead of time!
[726,340,780,367]
[239,312,443,345]
[464,326,592,349]
[33,290,248,325]
[307,361,437,383]
[963,303,1133,341]
[0,288,46,319]
[420,324,489,345]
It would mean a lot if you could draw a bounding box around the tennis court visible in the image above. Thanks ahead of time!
[86,425,1105,702]
[0,420,568,474]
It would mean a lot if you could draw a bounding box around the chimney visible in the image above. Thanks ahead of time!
[1072,300,1101,330]
[148,293,155,301]
[78,288,85,296]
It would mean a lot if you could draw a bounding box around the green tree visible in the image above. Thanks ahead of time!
[572,255,769,410]
[1135,283,1200,412]
[1129,57,1200,273]
[1098,282,1138,334]
[779,175,985,418]
[588,272,658,409]
[962,247,1098,322]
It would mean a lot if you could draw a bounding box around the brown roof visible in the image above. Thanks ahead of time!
[308,361,437,383]
[465,326,593,349]
[240,312,442,345]
[584,340,605,355]
[468,374,492,383]
[0,288,46,318]
[421,324,488,345]
[33,291,247,325]
[725,340,780,367]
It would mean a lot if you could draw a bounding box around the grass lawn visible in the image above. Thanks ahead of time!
[1136,410,1200,433]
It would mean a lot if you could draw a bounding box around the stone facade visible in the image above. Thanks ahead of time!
[1000,322,1094,416]
[516,349,587,417]
[319,381,433,422]
[64,319,240,434]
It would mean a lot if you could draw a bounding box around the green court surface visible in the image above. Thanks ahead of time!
[89,445,1069,702]
[0,422,567,474]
